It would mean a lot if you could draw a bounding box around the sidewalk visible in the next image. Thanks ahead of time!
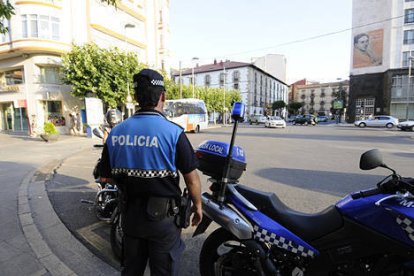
[0,133,118,275]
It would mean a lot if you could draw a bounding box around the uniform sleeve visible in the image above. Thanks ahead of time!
[175,132,199,174]
[99,144,113,178]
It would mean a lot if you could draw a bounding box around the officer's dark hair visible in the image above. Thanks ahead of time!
[133,70,165,108]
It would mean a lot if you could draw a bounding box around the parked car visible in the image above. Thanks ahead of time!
[354,115,399,128]
[317,115,329,122]
[293,114,317,126]
[397,120,414,131]
[287,115,297,123]
[249,115,267,125]
[264,116,286,128]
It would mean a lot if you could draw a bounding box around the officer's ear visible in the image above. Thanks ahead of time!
[160,91,166,102]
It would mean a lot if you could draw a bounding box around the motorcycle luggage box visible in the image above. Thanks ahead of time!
[195,140,246,181]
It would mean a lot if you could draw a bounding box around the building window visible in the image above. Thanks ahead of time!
[233,83,239,90]
[402,51,414,67]
[22,14,60,40]
[0,18,8,42]
[4,69,24,85]
[406,9,414,24]
[233,71,239,82]
[44,101,65,126]
[404,30,414,44]
[219,72,225,87]
[205,75,211,87]
[39,66,61,84]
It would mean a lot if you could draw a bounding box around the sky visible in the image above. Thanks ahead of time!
[169,0,353,84]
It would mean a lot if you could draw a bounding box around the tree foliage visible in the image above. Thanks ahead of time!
[272,100,286,111]
[0,0,116,34]
[287,102,303,115]
[0,1,14,33]
[164,82,241,114]
[61,43,146,108]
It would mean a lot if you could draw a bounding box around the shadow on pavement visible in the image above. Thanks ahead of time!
[47,171,121,270]
[255,167,386,197]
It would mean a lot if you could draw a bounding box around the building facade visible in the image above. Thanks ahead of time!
[0,0,170,134]
[292,80,349,117]
[172,60,289,118]
[350,0,414,122]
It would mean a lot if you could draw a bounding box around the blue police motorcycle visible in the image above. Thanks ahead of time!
[193,102,414,275]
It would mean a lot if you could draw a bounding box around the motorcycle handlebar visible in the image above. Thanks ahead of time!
[351,187,382,200]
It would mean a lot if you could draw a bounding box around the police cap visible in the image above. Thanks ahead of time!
[133,69,165,108]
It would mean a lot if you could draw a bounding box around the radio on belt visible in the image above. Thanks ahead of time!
[195,140,246,181]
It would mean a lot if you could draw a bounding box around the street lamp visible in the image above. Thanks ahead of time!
[222,62,226,125]
[191,57,199,98]
[407,56,413,121]
[124,23,135,117]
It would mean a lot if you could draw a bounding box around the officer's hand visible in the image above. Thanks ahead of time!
[191,205,203,226]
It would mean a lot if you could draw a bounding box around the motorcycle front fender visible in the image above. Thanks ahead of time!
[198,193,253,240]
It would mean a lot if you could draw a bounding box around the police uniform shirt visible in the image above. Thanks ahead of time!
[100,109,198,198]
[99,109,198,236]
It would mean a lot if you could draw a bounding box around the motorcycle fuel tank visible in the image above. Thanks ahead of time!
[337,194,414,247]
[195,140,246,181]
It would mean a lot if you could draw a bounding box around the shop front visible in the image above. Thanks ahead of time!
[0,100,29,133]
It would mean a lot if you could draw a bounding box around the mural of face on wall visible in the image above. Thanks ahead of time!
[353,29,383,69]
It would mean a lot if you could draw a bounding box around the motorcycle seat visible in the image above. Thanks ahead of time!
[235,184,343,241]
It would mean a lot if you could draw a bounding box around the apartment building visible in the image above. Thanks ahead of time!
[292,80,349,117]
[350,0,414,121]
[172,59,289,118]
[0,0,170,134]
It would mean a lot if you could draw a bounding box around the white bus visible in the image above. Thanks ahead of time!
[163,99,208,133]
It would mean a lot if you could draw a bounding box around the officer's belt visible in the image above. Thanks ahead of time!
[141,196,179,221]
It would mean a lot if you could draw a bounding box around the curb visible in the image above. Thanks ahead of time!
[18,161,75,275]
[17,145,119,275]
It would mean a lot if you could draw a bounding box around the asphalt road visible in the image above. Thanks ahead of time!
[47,124,414,275]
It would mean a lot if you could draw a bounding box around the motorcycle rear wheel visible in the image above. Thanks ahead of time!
[199,227,263,276]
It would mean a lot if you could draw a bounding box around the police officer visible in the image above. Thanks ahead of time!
[102,108,122,143]
[99,68,202,276]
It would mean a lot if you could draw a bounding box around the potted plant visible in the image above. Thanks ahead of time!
[40,122,60,142]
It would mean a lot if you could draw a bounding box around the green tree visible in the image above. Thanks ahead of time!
[287,102,303,115]
[61,43,146,108]
[163,82,241,116]
[0,0,116,34]
[272,100,286,115]
[0,1,14,34]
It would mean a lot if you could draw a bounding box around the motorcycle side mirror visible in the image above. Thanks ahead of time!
[231,102,245,122]
[93,127,104,139]
[359,149,385,170]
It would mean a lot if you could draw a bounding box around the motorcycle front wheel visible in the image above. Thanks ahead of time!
[199,227,263,276]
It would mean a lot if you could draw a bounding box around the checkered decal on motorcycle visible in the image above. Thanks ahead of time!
[253,225,315,258]
[396,215,414,242]
[112,168,178,178]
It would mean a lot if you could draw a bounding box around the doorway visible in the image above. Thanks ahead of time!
[0,102,28,132]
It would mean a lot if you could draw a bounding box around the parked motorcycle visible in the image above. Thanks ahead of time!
[193,102,414,275]
[80,127,120,223]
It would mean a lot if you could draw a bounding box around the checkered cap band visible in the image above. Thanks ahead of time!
[151,79,164,86]
[396,215,414,242]
[112,168,178,178]
[253,225,315,258]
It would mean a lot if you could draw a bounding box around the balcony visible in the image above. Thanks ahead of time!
[0,84,22,93]
[0,38,71,60]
